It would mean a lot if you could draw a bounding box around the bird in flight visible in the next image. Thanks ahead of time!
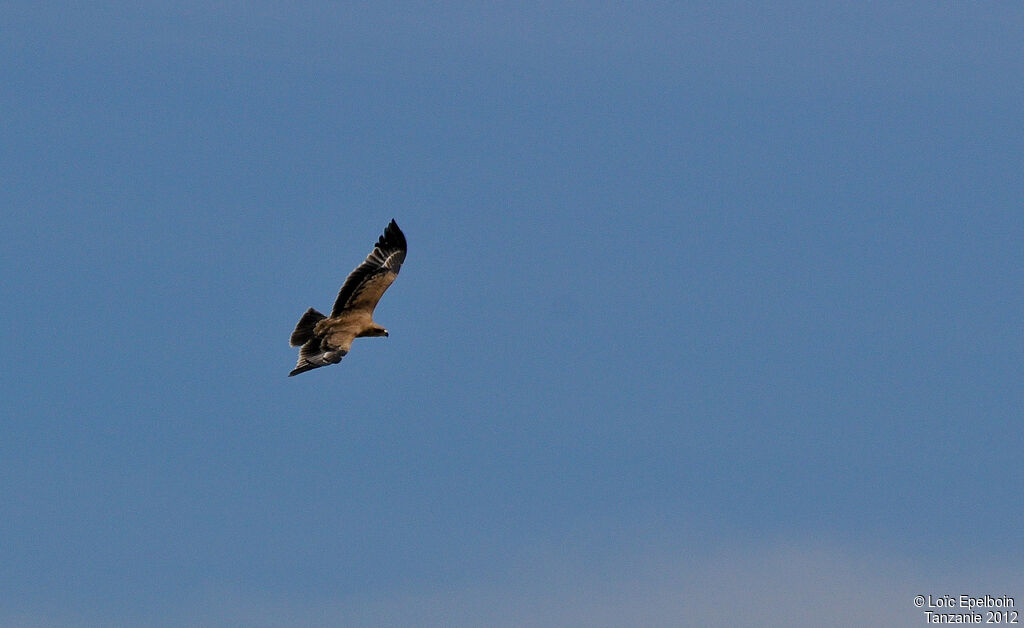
[288,219,407,376]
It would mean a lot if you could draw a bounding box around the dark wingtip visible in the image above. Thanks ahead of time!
[288,365,313,377]
[380,219,407,252]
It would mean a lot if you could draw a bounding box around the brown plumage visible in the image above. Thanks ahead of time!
[288,219,407,376]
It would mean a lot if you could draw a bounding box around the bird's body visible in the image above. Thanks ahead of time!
[288,219,407,376]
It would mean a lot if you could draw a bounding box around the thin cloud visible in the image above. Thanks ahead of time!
[41,537,1009,628]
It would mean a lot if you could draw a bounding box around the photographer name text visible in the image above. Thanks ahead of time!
[914,595,1017,624]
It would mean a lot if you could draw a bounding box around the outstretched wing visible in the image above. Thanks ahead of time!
[330,219,407,317]
[289,339,348,376]
[289,331,354,376]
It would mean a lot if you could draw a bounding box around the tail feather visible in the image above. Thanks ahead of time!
[290,307,326,346]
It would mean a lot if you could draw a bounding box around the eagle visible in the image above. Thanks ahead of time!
[288,219,407,376]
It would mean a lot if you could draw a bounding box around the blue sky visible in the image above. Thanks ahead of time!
[1,3,1022,626]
